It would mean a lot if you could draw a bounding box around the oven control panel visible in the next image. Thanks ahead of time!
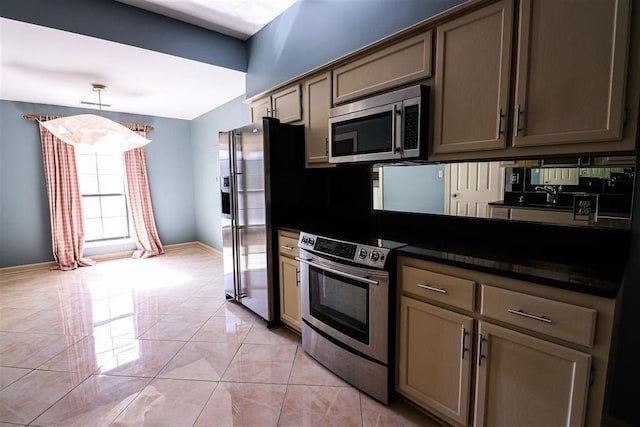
[298,232,390,269]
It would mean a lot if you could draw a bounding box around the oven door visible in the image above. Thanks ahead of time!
[297,249,389,363]
[328,103,402,164]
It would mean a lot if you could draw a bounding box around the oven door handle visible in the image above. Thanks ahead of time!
[295,257,380,286]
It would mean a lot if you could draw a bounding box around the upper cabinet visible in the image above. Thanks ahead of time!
[431,0,633,159]
[250,84,302,124]
[249,97,272,124]
[332,31,432,104]
[432,0,513,154]
[303,72,334,167]
[512,0,630,148]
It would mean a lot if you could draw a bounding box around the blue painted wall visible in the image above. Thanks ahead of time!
[246,0,464,97]
[0,0,246,72]
[191,96,250,250]
[0,100,195,268]
[382,164,445,214]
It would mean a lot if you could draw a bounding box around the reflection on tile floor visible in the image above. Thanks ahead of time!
[0,246,442,426]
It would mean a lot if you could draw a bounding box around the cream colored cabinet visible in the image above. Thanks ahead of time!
[303,72,334,167]
[431,0,632,159]
[512,0,630,148]
[432,0,513,154]
[396,256,616,427]
[250,84,302,124]
[398,296,473,426]
[250,96,272,123]
[473,321,591,427]
[333,31,432,104]
[278,230,300,332]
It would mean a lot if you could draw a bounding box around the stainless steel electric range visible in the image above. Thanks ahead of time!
[296,231,407,404]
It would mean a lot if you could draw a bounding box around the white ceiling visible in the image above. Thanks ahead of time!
[0,1,299,120]
[116,0,299,40]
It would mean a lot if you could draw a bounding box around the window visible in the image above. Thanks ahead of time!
[76,146,130,242]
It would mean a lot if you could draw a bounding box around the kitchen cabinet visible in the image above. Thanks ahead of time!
[332,31,432,104]
[303,72,334,168]
[512,0,630,148]
[278,230,301,332]
[474,321,591,427]
[250,84,302,124]
[431,0,632,159]
[490,205,580,226]
[396,256,616,427]
[432,0,513,154]
[398,260,476,426]
[249,96,272,124]
[398,296,473,426]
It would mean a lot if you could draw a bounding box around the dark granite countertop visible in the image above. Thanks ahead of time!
[278,218,625,298]
[398,240,623,298]
[489,200,573,211]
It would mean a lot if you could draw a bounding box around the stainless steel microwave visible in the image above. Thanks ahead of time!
[328,85,428,164]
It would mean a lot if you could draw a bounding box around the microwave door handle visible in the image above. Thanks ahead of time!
[393,103,402,156]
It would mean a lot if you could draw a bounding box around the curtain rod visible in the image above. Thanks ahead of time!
[22,113,155,132]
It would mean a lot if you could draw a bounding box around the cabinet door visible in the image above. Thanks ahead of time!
[272,84,302,123]
[474,321,591,427]
[250,97,272,124]
[512,0,630,147]
[303,72,333,167]
[397,296,473,426]
[432,0,513,154]
[333,31,432,104]
[279,256,301,332]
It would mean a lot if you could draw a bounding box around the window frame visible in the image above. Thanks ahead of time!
[75,148,131,243]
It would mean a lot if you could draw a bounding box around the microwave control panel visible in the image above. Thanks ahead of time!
[403,104,419,150]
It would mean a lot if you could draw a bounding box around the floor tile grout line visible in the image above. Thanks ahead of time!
[99,374,156,427]
[23,369,93,426]
[0,367,34,392]
[190,380,221,427]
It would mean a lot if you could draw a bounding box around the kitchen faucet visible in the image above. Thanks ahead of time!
[534,185,562,204]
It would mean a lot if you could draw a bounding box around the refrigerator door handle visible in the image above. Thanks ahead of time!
[230,133,243,301]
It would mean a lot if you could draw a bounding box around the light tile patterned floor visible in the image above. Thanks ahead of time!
[0,246,443,426]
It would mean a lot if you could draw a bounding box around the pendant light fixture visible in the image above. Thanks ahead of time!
[38,84,151,153]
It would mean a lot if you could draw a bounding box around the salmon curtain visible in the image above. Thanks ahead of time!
[38,123,96,270]
[123,130,164,259]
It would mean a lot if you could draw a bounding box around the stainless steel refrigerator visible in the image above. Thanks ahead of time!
[219,117,304,325]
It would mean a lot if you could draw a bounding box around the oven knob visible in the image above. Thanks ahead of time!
[359,249,368,259]
[370,250,380,261]
[308,238,315,246]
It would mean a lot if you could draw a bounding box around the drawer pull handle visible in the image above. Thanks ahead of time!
[280,245,294,251]
[507,308,552,324]
[417,283,447,294]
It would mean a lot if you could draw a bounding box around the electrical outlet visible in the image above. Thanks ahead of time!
[573,194,598,222]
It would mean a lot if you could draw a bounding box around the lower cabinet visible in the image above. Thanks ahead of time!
[279,256,301,331]
[278,230,301,332]
[396,256,615,427]
[474,321,591,427]
[398,296,473,426]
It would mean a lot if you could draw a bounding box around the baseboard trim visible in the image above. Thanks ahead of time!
[194,241,222,256]
[0,260,57,276]
[0,241,222,276]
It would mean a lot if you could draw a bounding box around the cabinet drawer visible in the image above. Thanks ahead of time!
[401,265,475,311]
[333,31,432,104]
[480,285,597,347]
[278,234,300,258]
